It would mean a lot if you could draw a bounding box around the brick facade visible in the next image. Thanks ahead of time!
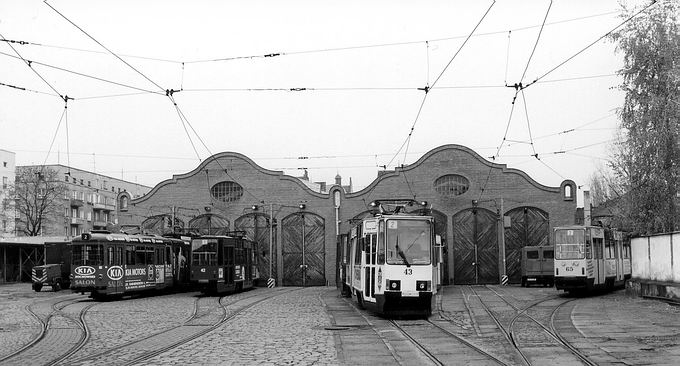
[118,144,577,285]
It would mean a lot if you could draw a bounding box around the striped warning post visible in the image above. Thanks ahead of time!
[267,278,276,288]
[501,275,509,286]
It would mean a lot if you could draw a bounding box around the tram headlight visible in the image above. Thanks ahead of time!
[416,280,431,292]
[388,280,401,291]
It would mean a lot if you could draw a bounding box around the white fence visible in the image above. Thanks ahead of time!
[631,232,680,283]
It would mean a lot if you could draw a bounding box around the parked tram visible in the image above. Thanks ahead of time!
[70,231,191,299]
[554,225,631,293]
[341,200,442,317]
[190,232,260,294]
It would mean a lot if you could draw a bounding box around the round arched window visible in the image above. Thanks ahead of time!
[434,174,470,197]
[210,181,244,202]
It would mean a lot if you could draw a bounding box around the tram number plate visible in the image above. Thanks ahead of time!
[565,267,574,272]
[404,269,413,275]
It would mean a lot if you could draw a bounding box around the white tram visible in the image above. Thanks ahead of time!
[342,200,442,316]
[553,225,631,293]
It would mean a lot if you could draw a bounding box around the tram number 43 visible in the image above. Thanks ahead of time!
[404,269,413,275]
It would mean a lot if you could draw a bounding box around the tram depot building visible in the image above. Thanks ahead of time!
[117,144,577,287]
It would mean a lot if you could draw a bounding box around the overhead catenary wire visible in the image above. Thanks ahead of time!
[385,0,496,170]
[0,80,55,96]
[42,0,262,204]
[44,0,165,94]
[2,2,639,198]
[0,50,164,96]
[2,9,620,67]
[521,0,659,90]
[478,0,552,201]
[0,32,63,100]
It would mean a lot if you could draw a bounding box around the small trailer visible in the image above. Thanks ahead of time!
[521,246,554,287]
[31,241,71,292]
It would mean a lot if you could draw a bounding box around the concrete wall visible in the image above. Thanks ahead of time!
[631,232,680,283]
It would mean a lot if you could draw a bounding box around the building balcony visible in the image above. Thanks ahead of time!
[70,217,85,225]
[70,198,84,207]
[93,220,108,228]
[93,202,115,211]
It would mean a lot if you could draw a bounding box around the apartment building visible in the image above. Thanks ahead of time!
[0,149,16,237]
[16,164,151,237]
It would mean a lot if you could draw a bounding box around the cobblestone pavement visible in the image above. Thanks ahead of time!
[1,282,679,365]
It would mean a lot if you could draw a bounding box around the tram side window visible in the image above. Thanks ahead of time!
[74,244,103,266]
[377,222,385,264]
[166,247,171,265]
[108,247,114,266]
[355,237,363,264]
[543,249,554,259]
[605,239,613,259]
[585,239,592,259]
[623,240,631,259]
[226,246,234,265]
[126,245,135,265]
[364,235,371,264]
[370,234,377,264]
[526,250,539,259]
[135,246,146,264]
[593,238,604,259]
[146,247,154,265]
[116,247,123,266]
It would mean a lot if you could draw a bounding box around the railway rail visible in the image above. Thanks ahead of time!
[0,295,97,366]
[469,285,596,366]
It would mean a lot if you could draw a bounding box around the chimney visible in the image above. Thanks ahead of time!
[335,174,341,186]
[583,190,591,226]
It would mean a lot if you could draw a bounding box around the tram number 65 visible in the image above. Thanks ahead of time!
[404,269,413,275]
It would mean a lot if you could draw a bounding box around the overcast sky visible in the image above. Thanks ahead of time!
[0,0,651,203]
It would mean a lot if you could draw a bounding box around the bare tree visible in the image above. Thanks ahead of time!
[12,167,67,236]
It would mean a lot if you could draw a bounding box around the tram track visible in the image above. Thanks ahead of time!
[389,319,511,366]
[58,287,296,366]
[0,295,97,366]
[343,291,510,365]
[469,285,596,366]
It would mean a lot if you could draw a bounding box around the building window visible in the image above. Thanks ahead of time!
[72,177,76,184]
[2,220,6,231]
[65,175,69,182]
[434,174,470,197]
[88,181,91,187]
[120,196,129,210]
[80,179,84,185]
[3,162,6,167]
[561,181,576,201]
[2,176,7,189]
[210,181,244,202]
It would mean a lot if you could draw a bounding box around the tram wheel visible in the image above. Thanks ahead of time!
[52,282,61,292]
[32,283,42,292]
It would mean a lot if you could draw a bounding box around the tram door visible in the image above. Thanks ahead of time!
[363,233,377,304]
[592,228,605,286]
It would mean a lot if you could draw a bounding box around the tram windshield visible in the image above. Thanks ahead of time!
[191,239,218,266]
[555,229,585,260]
[72,243,103,266]
[386,219,431,265]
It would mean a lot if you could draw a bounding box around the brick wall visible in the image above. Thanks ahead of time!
[120,145,577,285]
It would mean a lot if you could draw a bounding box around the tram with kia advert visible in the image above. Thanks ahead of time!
[554,225,631,293]
[70,231,191,299]
[342,199,442,317]
[190,232,259,294]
